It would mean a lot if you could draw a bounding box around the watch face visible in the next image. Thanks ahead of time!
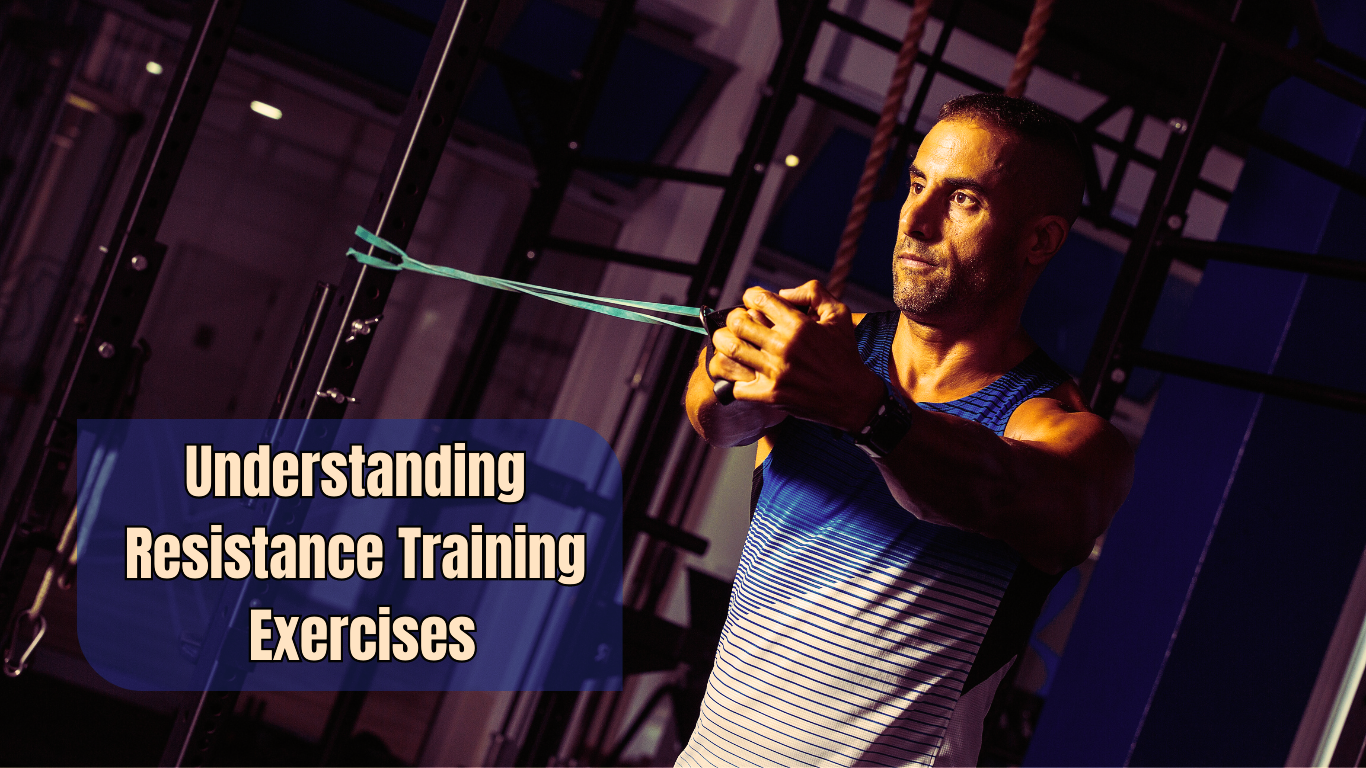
[854,396,913,459]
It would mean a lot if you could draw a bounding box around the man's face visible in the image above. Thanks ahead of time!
[892,119,1029,323]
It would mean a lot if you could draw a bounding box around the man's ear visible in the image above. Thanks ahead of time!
[1025,215,1069,267]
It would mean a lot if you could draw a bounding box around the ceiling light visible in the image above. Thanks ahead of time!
[250,101,283,120]
[145,61,163,75]
[784,154,800,167]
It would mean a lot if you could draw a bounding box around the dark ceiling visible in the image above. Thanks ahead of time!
[946,0,1297,122]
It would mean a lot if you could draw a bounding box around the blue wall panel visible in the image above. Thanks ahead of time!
[1026,4,1366,763]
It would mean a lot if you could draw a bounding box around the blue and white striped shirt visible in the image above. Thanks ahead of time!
[678,311,1071,767]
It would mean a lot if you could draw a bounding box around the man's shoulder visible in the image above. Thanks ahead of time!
[1005,378,1089,435]
[1005,380,1133,470]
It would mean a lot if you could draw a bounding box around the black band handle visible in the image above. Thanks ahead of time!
[699,305,745,406]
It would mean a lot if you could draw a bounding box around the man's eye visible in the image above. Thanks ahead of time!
[952,191,977,206]
[911,182,925,194]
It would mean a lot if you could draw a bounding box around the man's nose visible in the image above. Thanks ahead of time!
[901,193,941,242]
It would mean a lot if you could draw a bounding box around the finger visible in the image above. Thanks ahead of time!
[742,286,807,330]
[730,376,776,405]
[727,306,785,352]
[713,327,771,375]
[708,348,758,382]
[777,280,846,323]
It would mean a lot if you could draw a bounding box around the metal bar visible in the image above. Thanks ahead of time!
[1129,348,1366,413]
[1144,0,1366,110]
[338,0,438,36]
[445,0,639,419]
[542,236,696,275]
[1162,238,1366,282]
[0,19,84,274]
[319,691,370,765]
[0,0,245,670]
[635,515,707,554]
[574,155,731,186]
[301,0,496,421]
[1076,122,1159,169]
[1321,41,1366,83]
[1098,106,1148,218]
[823,8,900,50]
[0,84,140,471]
[1228,123,1366,200]
[268,281,336,421]
[823,10,1003,95]
[619,0,832,542]
[157,1,496,764]
[876,0,965,200]
[924,56,1001,96]
[1079,4,1240,417]
[1081,96,1127,130]
[903,0,964,144]
[1194,177,1233,202]
[799,81,880,125]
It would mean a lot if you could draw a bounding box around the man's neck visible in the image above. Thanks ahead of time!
[891,311,1036,404]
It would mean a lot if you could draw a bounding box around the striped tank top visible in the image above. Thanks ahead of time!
[677,310,1072,767]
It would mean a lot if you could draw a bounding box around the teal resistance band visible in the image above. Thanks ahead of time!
[347,226,705,335]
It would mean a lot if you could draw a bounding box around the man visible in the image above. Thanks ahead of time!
[675,93,1135,767]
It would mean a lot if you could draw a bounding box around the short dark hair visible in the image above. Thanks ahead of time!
[938,93,1087,223]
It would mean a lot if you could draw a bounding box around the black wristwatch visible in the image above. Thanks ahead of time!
[851,392,915,459]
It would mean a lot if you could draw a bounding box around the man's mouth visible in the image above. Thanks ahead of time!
[898,252,937,267]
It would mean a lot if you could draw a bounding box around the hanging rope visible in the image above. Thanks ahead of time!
[1005,0,1056,98]
[827,0,935,299]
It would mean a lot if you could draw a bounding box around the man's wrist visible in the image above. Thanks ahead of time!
[850,390,916,459]
[838,370,888,433]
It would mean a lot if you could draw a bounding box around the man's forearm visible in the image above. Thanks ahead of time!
[870,407,1113,573]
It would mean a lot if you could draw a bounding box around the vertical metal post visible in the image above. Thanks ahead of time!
[619,0,831,528]
[1078,2,1242,418]
[444,0,639,419]
[295,0,497,423]
[157,1,497,765]
[0,0,244,659]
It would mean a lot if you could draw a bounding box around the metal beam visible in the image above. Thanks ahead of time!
[619,0,832,545]
[1079,4,1238,417]
[1144,0,1366,110]
[0,0,244,670]
[1228,122,1366,200]
[1129,348,1366,414]
[156,0,496,763]
[1161,238,1366,283]
[799,81,880,125]
[444,0,639,419]
[574,155,731,187]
